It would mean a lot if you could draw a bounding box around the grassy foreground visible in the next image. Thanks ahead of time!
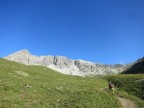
[0,58,119,108]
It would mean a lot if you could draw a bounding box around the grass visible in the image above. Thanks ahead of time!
[0,58,120,108]
[105,74,144,107]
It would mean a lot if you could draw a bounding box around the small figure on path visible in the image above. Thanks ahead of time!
[108,81,115,95]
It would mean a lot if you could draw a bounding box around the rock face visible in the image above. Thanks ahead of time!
[5,49,128,76]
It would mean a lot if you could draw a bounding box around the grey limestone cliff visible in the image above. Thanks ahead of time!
[4,49,128,76]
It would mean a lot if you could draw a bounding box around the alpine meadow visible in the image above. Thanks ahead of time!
[0,58,144,108]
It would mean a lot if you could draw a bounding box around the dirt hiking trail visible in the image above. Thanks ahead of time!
[116,97,138,108]
[100,88,138,108]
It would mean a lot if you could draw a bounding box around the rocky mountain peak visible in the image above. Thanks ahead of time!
[16,49,30,55]
[5,49,31,65]
[4,49,129,76]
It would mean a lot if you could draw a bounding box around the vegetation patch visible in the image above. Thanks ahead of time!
[105,74,144,107]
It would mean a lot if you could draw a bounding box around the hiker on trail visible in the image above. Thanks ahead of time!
[108,81,115,95]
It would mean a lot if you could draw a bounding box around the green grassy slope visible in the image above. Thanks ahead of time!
[106,74,144,99]
[0,58,120,108]
[106,74,144,107]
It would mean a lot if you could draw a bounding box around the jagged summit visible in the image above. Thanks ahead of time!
[19,49,30,53]
[4,49,129,76]
[5,49,31,64]
[6,49,30,56]
[16,49,30,54]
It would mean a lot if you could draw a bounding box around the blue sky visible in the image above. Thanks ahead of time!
[0,0,144,64]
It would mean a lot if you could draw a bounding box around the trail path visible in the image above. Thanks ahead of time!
[116,97,138,108]
[100,88,138,108]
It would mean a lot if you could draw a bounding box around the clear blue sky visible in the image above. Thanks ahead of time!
[0,0,144,64]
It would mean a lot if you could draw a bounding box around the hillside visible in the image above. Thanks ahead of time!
[106,74,144,107]
[4,49,128,76]
[122,57,144,74]
[0,58,120,108]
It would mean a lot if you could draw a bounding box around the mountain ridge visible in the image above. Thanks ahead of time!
[122,57,144,74]
[4,49,129,76]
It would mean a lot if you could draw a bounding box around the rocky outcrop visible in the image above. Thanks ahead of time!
[5,49,128,76]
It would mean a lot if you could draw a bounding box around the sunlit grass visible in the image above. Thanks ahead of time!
[0,58,120,108]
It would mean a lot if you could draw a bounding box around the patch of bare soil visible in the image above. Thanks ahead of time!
[116,97,138,108]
